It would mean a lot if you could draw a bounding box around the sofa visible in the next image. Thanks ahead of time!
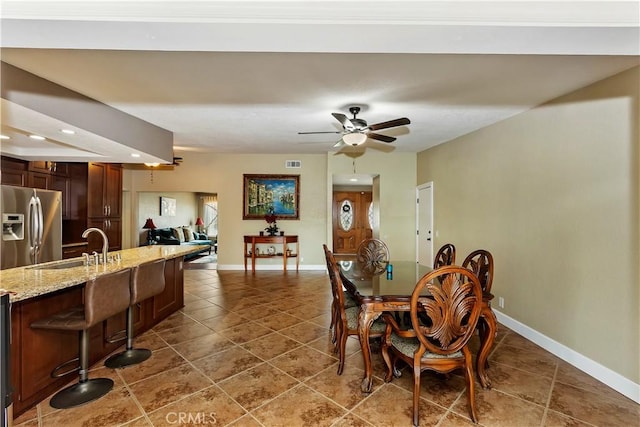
[153,226,214,260]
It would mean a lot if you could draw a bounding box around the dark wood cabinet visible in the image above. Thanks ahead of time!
[5,158,77,220]
[49,174,71,219]
[153,257,185,321]
[87,163,122,218]
[28,161,68,176]
[27,171,50,189]
[87,163,122,251]
[62,243,89,259]
[1,156,123,252]
[87,217,121,251]
[11,288,83,412]
[1,156,28,186]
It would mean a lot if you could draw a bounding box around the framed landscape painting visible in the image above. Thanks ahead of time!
[243,174,300,220]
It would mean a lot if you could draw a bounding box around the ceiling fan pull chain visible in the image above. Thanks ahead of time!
[353,158,356,174]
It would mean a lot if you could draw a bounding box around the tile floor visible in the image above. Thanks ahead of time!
[13,269,640,426]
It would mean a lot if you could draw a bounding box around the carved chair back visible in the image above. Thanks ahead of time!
[433,243,456,269]
[462,249,494,294]
[356,238,390,275]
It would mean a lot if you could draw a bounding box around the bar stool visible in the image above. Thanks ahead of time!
[31,268,132,409]
[104,258,166,368]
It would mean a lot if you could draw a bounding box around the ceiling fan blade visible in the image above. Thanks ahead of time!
[368,117,410,131]
[298,131,342,135]
[367,132,396,143]
[332,113,356,131]
[333,139,345,148]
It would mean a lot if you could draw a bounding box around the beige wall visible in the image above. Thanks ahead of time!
[417,67,639,384]
[124,153,328,267]
[328,151,417,261]
[124,150,418,267]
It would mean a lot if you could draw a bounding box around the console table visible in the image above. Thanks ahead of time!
[244,235,299,273]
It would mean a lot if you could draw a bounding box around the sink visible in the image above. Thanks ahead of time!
[28,260,86,270]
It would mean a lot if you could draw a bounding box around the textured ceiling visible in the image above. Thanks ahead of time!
[1,1,638,162]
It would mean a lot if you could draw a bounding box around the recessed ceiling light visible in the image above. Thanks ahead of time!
[60,129,75,135]
[0,135,10,140]
[131,153,141,158]
[29,135,45,140]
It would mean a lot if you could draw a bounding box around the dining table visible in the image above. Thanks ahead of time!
[338,259,497,393]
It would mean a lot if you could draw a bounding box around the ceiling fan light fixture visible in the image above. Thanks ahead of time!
[343,132,367,146]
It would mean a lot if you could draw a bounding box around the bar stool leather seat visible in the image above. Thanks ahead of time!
[31,268,132,409]
[105,258,166,368]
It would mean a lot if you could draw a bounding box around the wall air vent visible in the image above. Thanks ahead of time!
[286,160,301,168]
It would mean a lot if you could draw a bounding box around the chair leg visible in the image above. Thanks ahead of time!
[49,330,114,409]
[333,320,342,354]
[413,363,421,427]
[104,305,152,369]
[336,326,348,375]
[330,302,338,346]
[381,339,394,382]
[464,352,479,423]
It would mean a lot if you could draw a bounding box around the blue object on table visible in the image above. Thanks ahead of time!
[386,263,393,280]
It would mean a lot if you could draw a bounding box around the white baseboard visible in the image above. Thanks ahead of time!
[494,310,640,404]
[216,264,326,271]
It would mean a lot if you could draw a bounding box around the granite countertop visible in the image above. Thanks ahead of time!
[0,245,207,303]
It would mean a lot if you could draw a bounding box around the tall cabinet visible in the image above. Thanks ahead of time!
[87,162,123,252]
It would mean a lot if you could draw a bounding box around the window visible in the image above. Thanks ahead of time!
[200,195,218,237]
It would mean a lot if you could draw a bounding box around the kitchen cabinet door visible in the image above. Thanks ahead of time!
[86,218,121,252]
[87,162,122,218]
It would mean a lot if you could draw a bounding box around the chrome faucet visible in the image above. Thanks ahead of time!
[81,227,109,264]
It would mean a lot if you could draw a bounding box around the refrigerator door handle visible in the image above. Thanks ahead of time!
[28,195,38,262]
[36,196,44,247]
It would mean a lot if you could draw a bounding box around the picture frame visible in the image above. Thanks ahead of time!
[160,196,176,216]
[243,174,300,220]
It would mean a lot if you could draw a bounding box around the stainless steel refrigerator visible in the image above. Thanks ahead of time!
[1,185,62,270]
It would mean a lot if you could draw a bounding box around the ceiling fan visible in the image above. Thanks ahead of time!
[299,106,410,147]
[125,156,183,171]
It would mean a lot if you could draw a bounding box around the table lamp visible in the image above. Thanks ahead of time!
[143,218,157,245]
[195,217,204,233]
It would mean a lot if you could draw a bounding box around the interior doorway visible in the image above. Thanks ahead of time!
[331,173,378,255]
[332,190,372,254]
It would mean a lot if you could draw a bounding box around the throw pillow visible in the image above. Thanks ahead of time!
[172,227,185,243]
[182,226,195,242]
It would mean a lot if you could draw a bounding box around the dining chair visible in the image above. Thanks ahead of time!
[433,243,455,269]
[356,238,390,275]
[462,249,497,375]
[381,265,482,426]
[322,244,357,349]
[462,249,493,294]
[326,247,387,375]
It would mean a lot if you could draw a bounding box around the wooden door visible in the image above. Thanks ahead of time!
[332,191,372,254]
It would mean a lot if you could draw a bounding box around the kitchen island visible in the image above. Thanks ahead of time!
[0,245,206,416]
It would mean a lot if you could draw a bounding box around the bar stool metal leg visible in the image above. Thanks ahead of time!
[105,259,166,369]
[104,306,151,368]
[50,330,114,409]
